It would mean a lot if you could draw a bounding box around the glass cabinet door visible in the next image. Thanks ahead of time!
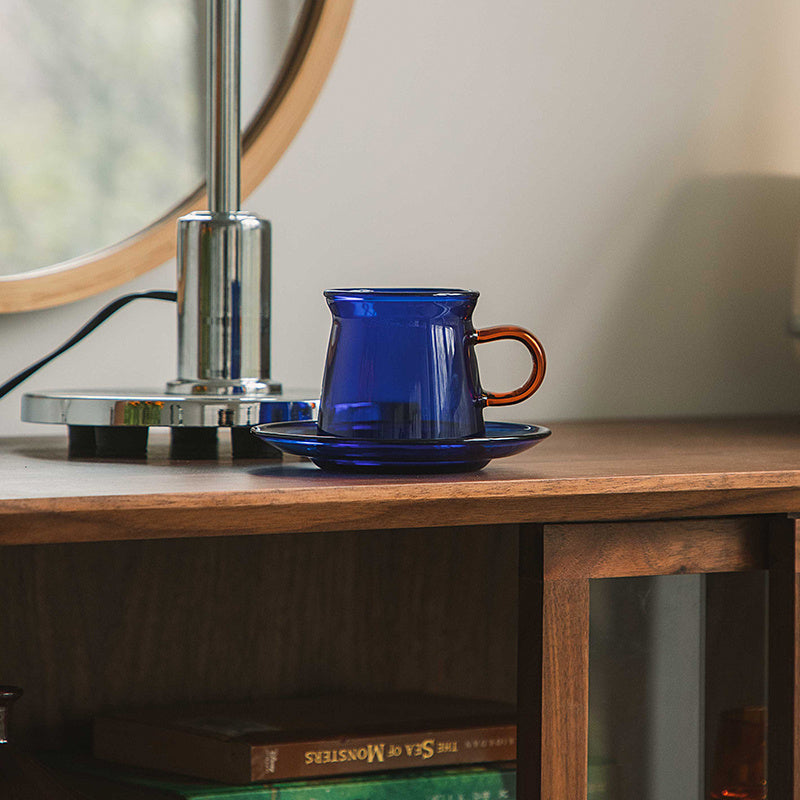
[588,572,767,800]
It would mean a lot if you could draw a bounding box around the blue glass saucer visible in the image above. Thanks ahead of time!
[250,421,551,473]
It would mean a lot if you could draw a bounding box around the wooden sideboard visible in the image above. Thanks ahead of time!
[0,416,798,798]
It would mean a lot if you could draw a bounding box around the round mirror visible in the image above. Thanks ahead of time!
[0,0,352,313]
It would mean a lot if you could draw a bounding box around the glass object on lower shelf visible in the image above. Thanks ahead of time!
[0,686,82,799]
[709,706,767,800]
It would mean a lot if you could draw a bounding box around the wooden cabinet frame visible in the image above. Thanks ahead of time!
[2,417,800,797]
[518,517,799,798]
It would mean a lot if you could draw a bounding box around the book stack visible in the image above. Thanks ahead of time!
[49,693,521,800]
[51,759,517,800]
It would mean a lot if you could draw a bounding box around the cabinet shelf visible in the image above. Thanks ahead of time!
[3,416,800,545]
[1,416,798,797]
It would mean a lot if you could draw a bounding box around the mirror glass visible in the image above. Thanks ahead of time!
[0,0,305,277]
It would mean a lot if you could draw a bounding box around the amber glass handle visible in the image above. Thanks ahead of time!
[472,325,546,406]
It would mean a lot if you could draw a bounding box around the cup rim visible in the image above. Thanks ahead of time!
[324,287,479,300]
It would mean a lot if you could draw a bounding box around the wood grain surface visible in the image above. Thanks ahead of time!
[1,416,800,544]
[543,517,769,579]
[0,525,518,748]
[516,525,544,800]
[541,579,590,799]
[517,524,590,800]
[768,517,800,798]
[3,416,800,791]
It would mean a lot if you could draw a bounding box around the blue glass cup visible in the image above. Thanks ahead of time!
[318,288,546,440]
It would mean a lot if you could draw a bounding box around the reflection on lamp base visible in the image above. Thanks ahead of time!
[21,388,317,460]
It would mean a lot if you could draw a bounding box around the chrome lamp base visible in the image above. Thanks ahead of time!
[21,388,318,459]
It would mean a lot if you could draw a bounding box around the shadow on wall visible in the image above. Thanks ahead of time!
[583,175,800,417]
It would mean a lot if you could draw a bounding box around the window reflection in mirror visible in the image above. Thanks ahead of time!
[0,0,303,277]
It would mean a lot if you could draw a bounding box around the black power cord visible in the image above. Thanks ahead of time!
[0,290,177,400]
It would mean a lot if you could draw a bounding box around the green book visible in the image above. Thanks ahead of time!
[587,761,617,800]
[45,755,516,800]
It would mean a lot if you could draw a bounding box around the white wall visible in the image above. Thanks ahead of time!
[0,5,788,794]
[3,0,800,436]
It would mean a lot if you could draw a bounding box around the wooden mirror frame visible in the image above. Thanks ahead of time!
[0,0,353,314]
